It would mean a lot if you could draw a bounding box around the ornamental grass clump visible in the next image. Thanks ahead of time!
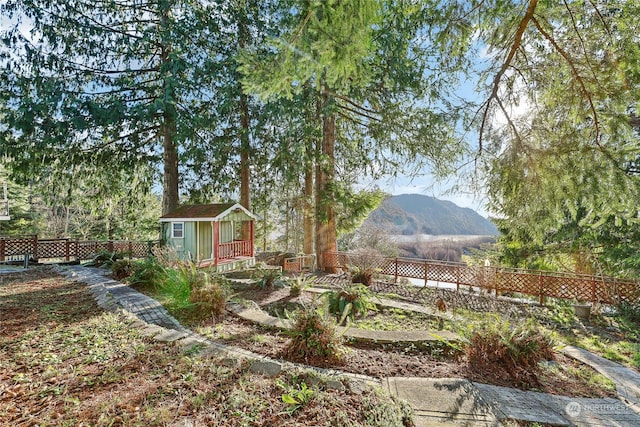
[465,319,556,389]
[284,309,343,364]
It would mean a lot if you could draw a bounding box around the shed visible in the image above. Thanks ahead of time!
[160,203,256,272]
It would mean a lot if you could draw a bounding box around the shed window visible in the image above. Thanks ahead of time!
[172,222,184,238]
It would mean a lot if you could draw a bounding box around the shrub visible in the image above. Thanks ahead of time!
[111,259,134,280]
[464,319,556,389]
[324,284,377,324]
[284,309,343,364]
[189,274,230,319]
[350,266,375,287]
[157,262,206,312]
[127,257,165,290]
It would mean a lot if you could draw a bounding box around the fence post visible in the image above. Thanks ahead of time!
[128,241,133,259]
[424,260,428,287]
[33,235,39,261]
[107,240,114,253]
[0,238,4,262]
[591,278,597,304]
[74,239,79,261]
[394,257,398,284]
[65,239,70,261]
[538,272,544,305]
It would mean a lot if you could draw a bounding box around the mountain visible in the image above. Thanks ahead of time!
[364,194,497,235]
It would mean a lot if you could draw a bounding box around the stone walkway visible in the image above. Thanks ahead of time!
[60,265,640,427]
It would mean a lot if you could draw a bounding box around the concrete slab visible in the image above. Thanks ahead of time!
[385,377,500,426]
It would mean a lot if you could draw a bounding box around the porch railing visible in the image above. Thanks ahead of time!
[218,240,252,261]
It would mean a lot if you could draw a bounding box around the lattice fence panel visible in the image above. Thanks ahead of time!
[597,280,640,305]
[394,259,426,279]
[426,264,459,283]
[111,241,130,253]
[37,240,69,259]
[130,241,152,258]
[459,266,483,287]
[495,271,540,294]
[542,275,592,301]
[76,241,100,260]
[4,238,36,257]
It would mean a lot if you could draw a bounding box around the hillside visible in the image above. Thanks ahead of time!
[364,194,497,235]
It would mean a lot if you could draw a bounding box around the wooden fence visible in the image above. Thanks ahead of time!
[323,251,640,306]
[0,235,158,263]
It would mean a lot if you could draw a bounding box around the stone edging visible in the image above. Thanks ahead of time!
[227,302,460,345]
[55,265,380,390]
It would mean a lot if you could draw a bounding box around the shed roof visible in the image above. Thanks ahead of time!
[159,203,256,222]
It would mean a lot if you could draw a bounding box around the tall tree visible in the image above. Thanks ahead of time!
[0,0,219,214]
[241,0,464,268]
[434,1,640,273]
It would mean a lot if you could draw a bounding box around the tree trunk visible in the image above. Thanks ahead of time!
[238,10,252,240]
[160,8,179,216]
[315,89,338,271]
[303,162,314,255]
[303,86,315,256]
[162,110,179,215]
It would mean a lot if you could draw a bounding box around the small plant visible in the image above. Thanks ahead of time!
[111,259,134,280]
[288,274,316,297]
[277,380,314,415]
[350,266,376,287]
[284,309,343,364]
[257,266,282,289]
[464,318,556,389]
[324,284,378,324]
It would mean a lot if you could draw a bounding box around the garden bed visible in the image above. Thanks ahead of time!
[187,282,617,399]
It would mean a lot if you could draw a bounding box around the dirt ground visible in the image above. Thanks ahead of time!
[192,285,617,399]
[0,268,415,427]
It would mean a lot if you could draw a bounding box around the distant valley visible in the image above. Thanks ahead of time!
[364,194,498,236]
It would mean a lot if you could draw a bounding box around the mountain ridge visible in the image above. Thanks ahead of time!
[364,194,497,235]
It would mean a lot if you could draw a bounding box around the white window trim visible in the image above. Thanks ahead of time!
[171,222,184,239]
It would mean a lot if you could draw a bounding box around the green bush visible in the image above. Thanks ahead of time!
[127,257,165,290]
[284,309,343,364]
[324,284,377,324]
[464,319,556,388]
[111,259,135,280]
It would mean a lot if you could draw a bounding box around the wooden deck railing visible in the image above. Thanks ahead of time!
[323,251,640,306]
[0,235,158,263]
[283,254,316,272]
[217,240,252,261]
